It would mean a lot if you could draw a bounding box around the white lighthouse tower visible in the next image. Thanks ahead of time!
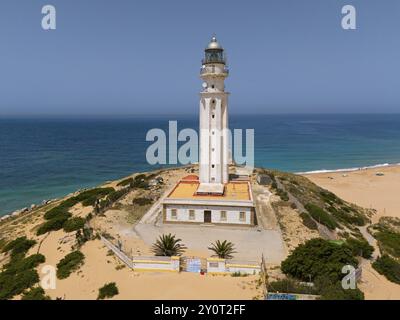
[197,36,230,195]
[162,36,255,226]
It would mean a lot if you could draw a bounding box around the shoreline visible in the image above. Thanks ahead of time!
[298,162,400,175]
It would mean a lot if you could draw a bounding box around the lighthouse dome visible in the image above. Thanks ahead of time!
[206,36,223,50]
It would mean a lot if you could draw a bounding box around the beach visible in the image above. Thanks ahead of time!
[303,164,400,224]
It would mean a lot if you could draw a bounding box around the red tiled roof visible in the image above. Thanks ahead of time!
[181,175,199,181]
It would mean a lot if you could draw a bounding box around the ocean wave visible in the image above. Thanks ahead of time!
[297,163,398,175]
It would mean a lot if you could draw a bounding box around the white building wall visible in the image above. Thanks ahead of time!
[207,259,226,273]
[226,265,261,275]
[165,204,252,225]
[132,257,180,272]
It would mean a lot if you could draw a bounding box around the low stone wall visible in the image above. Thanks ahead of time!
[226,260,261,275]
[132,256,180,272]
[207,258,261,275]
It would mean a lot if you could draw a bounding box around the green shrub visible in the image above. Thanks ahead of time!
[231,271,248,277]
[0,269,40,300]
[63,217,86,233]
[132,197,153,206]
[76,227,95,247]
[56,251,85,279]
[0,238,6,252]
[4,254,45,275]
[0,236,45,300]
[275,188,289,201]
[22,287,51,300]
[43,188,115,215]
[375,231,400,258]
[107,189,129,203]
[37,212,71,235]
[372,255,400,284]
[117,178,133,187]
[319,190,341,204]
[132,174,149,189]
[75,188,114,205]
[97,282,119,300]
[314,276,364,300]
[305,204,337,230]
[346,238,374,259]
[281,238,357,283]
[299,212,318,230]
[2,237,36,257]
[330,207,366,226]
[44,207,67,220]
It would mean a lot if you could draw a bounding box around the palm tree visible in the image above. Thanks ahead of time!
[208,240,236,259]
[152,233,186,256]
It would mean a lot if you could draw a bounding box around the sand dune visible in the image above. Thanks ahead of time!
[304,165,400,300]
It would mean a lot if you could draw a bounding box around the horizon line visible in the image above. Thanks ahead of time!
[1,112,400,118]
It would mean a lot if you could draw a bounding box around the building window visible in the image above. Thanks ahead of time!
[212,114,215,118]
[212,99,215,104]
[209,262,219,268]
[171,209,177,220]
[239,212,246,222]
[211,177,215,182]
[211,85,215,89]
[189,209,195,220]
[212,164,215,168]
[220,211,227,221]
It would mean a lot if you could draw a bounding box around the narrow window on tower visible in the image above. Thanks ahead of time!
[171,209,177,220]
[212,164,215,168]
[212,114,215,118]
[220,211,227,221]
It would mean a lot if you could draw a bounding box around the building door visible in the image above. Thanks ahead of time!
[204,210,212,223]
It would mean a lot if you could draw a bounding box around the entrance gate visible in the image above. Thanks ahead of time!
[181,257,202,273]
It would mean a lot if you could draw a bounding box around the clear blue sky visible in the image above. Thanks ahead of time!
[0,0,399,115]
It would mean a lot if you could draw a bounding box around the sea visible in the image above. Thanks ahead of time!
[1,114,400,217]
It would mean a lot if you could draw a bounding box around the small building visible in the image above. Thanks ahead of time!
[257,174,272,185]
[162,175,255,226]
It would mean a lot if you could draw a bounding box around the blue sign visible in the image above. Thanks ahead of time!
[186,259,201,273]
[266,293,298,300]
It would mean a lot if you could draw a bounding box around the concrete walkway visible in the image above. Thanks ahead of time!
[252,184,278,230]
[134,223,287,263]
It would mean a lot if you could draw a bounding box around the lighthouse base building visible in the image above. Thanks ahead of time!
[162,175,255,226]
[162,36,256,227]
